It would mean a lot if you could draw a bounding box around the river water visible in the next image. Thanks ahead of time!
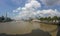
[0,21,58,36]
[0,21,40,34]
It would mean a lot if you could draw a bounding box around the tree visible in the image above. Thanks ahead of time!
[58,17,60,20]
[51,17,54,22]
[1,16,5,21]
[0,16,5,22]
[5,18,13,22]
[57,17,60,21]
[0,17,2,22]
[47,17,51,22]
[39,17,44,22]
[53,16,58,22]
[44,17,48,21]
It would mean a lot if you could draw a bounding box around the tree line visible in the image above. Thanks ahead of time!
[21,16,60,23]
[38,16,60,23]
[0,16,13,22]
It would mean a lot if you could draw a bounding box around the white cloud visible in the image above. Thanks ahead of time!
[13,0,41,12]
[14,9,60,20]
[25,0,41,9]
[13,0,60,20]
[13,7,21,12]
[13,0,41,20]
[36,9,60,17]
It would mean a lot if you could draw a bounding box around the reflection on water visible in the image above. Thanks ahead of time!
[0,21,58,36]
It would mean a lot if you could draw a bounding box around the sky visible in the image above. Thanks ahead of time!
[0,0,60,20]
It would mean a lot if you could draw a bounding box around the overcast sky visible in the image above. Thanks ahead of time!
[0,0,60,20]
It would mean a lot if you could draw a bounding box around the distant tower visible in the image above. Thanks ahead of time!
[5,12,7,20]
[6,12,7,18]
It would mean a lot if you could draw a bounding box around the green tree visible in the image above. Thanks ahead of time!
[5,17,13,22]
[58,17,60,22]
[0,16,5,22]
[58,17,60,20]
[44,17,48,21]
[0,17,2,22]
[1,16,5,21]
[39,17,44,22]
[47,17,51,22]
[53,16,58,22]
[51,17,54,22]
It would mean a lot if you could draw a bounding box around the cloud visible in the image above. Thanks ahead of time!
[13,0,41,20]
[25,0,41,9]
[13,0,41,12]
[40,0,60,6]
[13,0,60,20]
[36,9,60,17]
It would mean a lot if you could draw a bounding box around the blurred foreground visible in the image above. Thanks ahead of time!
[0,21,58,36]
